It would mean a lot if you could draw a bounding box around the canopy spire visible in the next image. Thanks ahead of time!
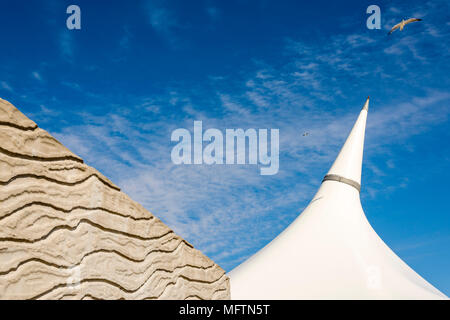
[363,96,369,111]
[324,97,369,189]
[229,96,446,299]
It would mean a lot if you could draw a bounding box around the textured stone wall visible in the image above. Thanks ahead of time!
[0,98,230,300]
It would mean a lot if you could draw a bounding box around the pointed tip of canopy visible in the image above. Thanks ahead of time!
[362,96,369,111]
[324,97,369,189]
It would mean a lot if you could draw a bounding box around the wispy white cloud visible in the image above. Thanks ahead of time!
[206,7,220,20]
[119,26,132,50]
[61,81,81,91]
[60,31,74,61]
[32,71,43,82]
[0,81,13,92]
[145,0,180,45]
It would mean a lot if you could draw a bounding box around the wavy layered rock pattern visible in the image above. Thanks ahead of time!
[0,98,230,300]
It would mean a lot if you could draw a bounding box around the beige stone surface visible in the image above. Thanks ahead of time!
[0,98,230,300]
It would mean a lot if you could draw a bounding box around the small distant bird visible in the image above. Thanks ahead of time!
[303,132,309,137]
[388,18,422,35]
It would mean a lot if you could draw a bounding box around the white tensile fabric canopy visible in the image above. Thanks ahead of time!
[229,98,447,299]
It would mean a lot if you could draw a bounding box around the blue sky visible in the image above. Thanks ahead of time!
[0,0,449,294]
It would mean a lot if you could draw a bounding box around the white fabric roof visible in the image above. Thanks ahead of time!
[229,98,447,299]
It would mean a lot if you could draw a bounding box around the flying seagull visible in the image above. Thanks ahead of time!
[388,18,422,35]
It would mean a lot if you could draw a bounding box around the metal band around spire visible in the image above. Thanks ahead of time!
[322,174,361,192]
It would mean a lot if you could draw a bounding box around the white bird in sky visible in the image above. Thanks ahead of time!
[388,18,423,35]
